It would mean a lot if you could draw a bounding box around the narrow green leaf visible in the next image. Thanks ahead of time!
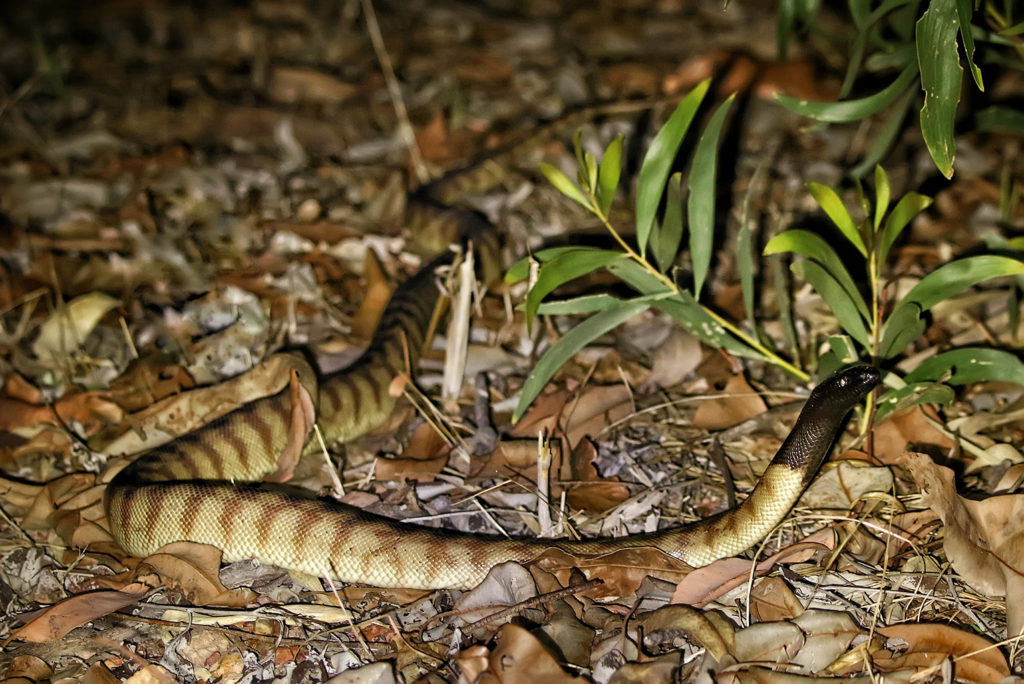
[582,151,599,196]
[956,0,983,90]
[606,259,765,361]
[791,261,872,347]
[689,95,735,297]
[874,383,955,423]
[817,334,862,380]
[879,192,933,265]
[905,348,1024,386]
[513,300,650,421]
[525,250,626,330]
[651,172,684,273]
[878,302,926,359]
[738,222,756,325]
[776,64,917,123]
[506,246,601,284]
[806,182,867,256]
[764,230,870,321]
[901,255,1024,311]
[917,0,963,178]
[850,86,916,179]
[596,134,624,216]
[976,106,1024,135]
[636,79,710,254]
[539,163,591,210]
[537,292,670,316]
[873,166,891,231]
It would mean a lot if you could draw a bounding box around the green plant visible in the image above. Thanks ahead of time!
[509,80,1024,429]
[506,80,807,420]
[774,0,1024,179]
[765,165,1024,422]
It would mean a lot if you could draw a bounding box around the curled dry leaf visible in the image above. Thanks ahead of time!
[873,623,1009,682]
[136,541,257,607]
[898,451,1024,635]
[32,291,119,365]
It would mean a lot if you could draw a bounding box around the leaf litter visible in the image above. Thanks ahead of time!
[0,0,1023,682]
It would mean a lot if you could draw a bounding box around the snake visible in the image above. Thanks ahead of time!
[103,146,881,590]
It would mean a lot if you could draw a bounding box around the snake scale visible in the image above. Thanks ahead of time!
[104,144,881,590]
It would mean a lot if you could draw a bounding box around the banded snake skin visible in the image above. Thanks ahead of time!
[104,133,881,590]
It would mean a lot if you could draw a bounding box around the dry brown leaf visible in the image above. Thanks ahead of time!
[11,584,150,643]
[123,665,179,684]
[269,368,317,483]
[648,328,702,390]
[138,541,257,607]
[563,384,633,448]
[533,546,692,599]
[671,529,835,607]
[563,438,630,513]
[1,655,52,681]
[267,66,357,104]
[874,623,1009,682]
[750,576,804,622]
[348,247,393,340]
[873,406,954,462]
[899,452,1024,634]
[470,623,589,683]
[692,374,767,430]
[109,354,195,412]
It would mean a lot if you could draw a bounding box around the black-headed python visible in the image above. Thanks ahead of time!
[105,122,881,590]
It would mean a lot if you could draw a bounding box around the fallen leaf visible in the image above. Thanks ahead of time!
[873,406,954,462]
[32,291,119,365]
[533,546,692,599]
[348,247,393,339]
[692,374,767,430]
[874,623,1009,682]
[898,452,1024,634]
[11,585,150,642]
[138,541,257,607]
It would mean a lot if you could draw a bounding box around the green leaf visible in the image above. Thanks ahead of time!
[956,0,983,90]
[506,246,601,284]
[817,334,862,380]
[525,250,626,330]
[651,172,684,273]
[776,64,917,123]
[850,87,916,179]
[582,151,599,196]
[905,348,1024,386]
[917,0,963,178]
[764,230,870,321]
[976,106,1024,135]
[879,192,933,264]
[901,255,1024,311]
[636,79,710,255]
[878,302,926,359]
[873,166,891,231]
[688,95,735,297]
[606,259,766,361]
[791,260,872,347]
[513,299,650,421]
[536,292,670,316]
[539,163,591,210]
[806,182,867,256]
[738,222,756,325]
[874,382,955,423]
[596,134,624,216]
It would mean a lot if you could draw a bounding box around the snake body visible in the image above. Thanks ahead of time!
[104,190,880,590]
